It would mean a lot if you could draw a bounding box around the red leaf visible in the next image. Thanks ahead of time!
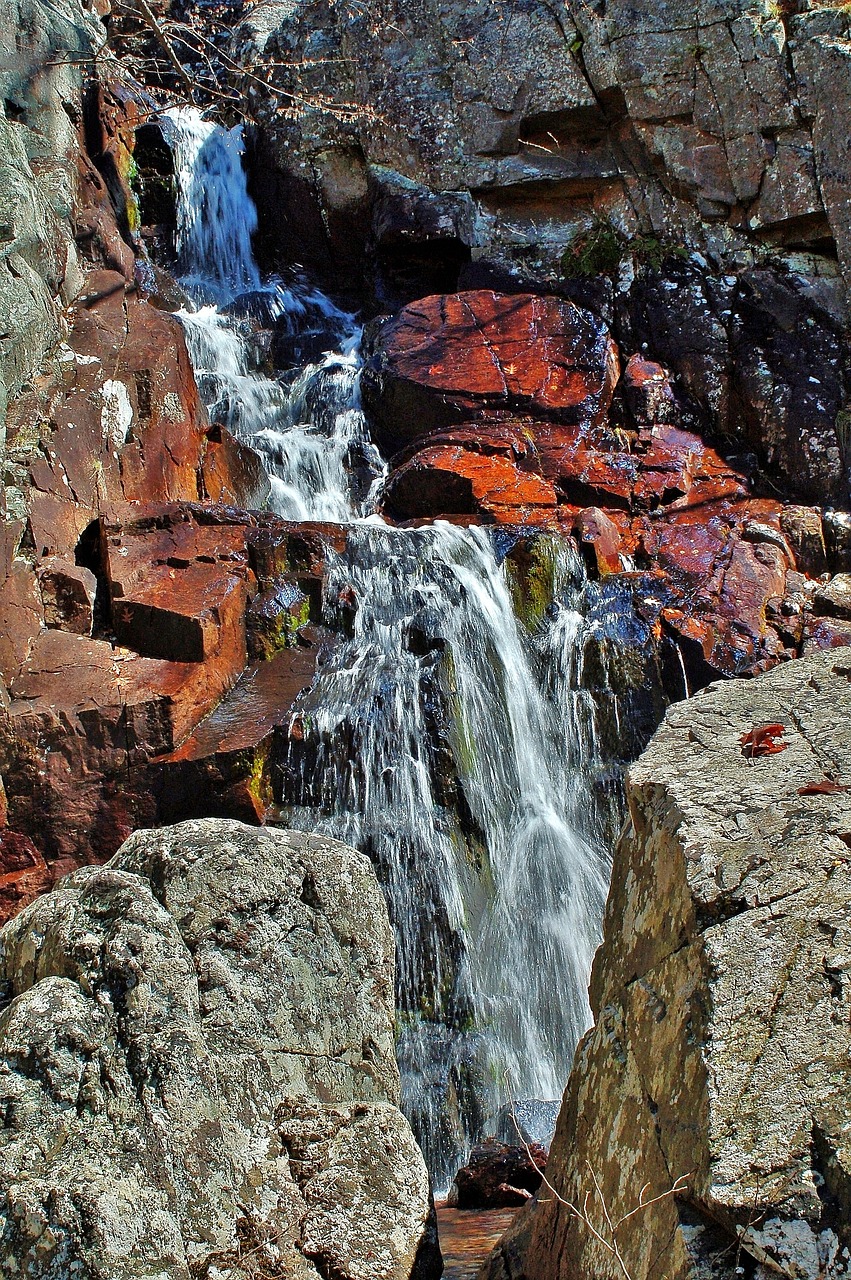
[740,723,787,759]
[798,778,851,796]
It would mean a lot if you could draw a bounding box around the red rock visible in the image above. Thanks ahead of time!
[575,507,624,576]
[804,617,851,652]
[37,556,97,634]
[202,425,271,511]
[0,831,53,926]
[147,637,325,825]
[363,291,619,455]
[382,440,557,524]
[9,272,210,561]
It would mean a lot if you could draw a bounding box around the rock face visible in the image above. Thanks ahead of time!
[0,504,338,914]
[370,291,849,686]
[236,0,851,297]
[483,650,851,1280]
[237,0,851,506]
[0,818,441,1279]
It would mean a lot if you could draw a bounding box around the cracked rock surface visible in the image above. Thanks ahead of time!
[484,650,851,1280]
[0,818,441,1279]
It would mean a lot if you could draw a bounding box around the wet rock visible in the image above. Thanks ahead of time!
[448,1141,546,1210]
[484,651,851,1280]
[575,507,623,577]
[381,423,558,524]
[0,819,440,1279]
[0,505,337,880]
[36,556,96,634]
[362,291,619,456]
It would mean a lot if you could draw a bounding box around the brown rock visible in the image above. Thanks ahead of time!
[363,291,619,455]
[0,559,43,686]
[449,1141,547,1210]
[780,504,828,576]
[0,830,52,927]
[37,556,97,634]
[621,353,678,428]
[575,507,623,576]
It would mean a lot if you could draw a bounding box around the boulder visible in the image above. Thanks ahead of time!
[484,650,851,1280]
[0,819,441,1279]
[362,291,619,455]
[448,1141,547,1211]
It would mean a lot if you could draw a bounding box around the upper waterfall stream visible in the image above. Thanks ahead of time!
[162,107,616,1188]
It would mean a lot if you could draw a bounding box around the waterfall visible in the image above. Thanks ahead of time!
[162,107,383,520]
[159,107,616,1190]
[279,525,611,1183]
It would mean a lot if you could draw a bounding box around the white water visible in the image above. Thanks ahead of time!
[162,107,383,520]
[161,107,614,1188]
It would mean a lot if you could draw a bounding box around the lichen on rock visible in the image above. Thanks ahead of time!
[484,650,851,1280]
[0,818,441,1279]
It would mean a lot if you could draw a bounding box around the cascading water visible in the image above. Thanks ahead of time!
[161,107,383,520]
[160,107,618,1189]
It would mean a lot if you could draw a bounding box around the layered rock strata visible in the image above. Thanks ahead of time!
[483,649,851,1280]
[367,288,851,685]
[0,818,441,1279]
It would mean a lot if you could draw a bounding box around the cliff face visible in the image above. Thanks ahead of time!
[237,0,851,294]
[0,819,441,1278]
[484,649,851,1280]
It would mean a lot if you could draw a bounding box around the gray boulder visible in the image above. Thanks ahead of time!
[485,651,851,1280]
[0,818,441,1279]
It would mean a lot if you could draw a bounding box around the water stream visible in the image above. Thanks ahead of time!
[160,107,617,1188]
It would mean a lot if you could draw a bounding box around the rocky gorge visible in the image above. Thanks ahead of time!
[1,0,851,1275]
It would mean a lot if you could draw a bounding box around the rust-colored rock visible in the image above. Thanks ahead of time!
[575,507,624,576]
[381,423,558,524]
[363,290,619,455]
[0,830,53,927]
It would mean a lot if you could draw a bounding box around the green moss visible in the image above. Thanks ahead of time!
[504,535,560,631]
[560,219,689,279]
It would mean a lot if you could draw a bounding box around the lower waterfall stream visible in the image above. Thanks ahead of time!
[161,107,621,1188]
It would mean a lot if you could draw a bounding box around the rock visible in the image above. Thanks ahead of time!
[0,560,42,686]
[780,505,828,577]
[36,556,96,634]
[0,819,441,1278]
[0,831,51,925]
[484,651,851,1280]
[380,423,558,524]
[362,291,619,456]
[448,1141,546,1210]
[235,0,851,318]
[0,0,102,437]
[0,504,336,878]
[813,574,851,621]
[825,511,851,574]
[621,354,678,428]
[575,507,623,577]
